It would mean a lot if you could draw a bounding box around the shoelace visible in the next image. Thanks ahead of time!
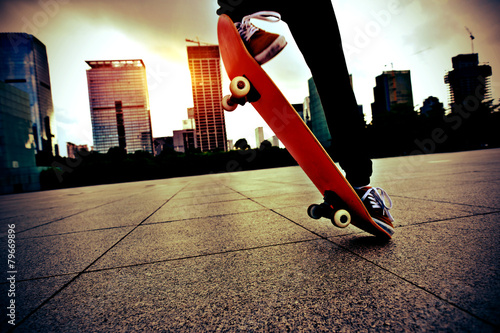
[236,11,282,42]
[360,187,394,220]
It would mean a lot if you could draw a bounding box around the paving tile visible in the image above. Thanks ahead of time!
[387,196,496,227]
[233,183,316,200]
[3,149,499,331]
[271,196,496,242]
[17,196,167,238]
[335,213,500,326]
[0,228,134,280]
[405,180,500,209]
[0,274,77,330]
[146,198,265,223]
[91,210,316,270]
[174,183,236,200]
[19,240,493,332]
[371,150,500,210]
[250,189,320,210]
[0,181,183,233]
[166,191,246,207]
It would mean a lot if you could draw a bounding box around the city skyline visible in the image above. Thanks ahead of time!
[0,0,499,153]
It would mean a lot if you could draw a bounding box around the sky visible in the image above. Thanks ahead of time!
[1,0,499,154]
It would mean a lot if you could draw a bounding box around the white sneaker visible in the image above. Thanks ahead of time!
[355,186,395,236]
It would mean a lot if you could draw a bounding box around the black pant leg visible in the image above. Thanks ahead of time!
[216,1,373,186]
[216,0,288,21]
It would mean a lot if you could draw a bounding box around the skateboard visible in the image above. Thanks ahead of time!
[217,14,392,239]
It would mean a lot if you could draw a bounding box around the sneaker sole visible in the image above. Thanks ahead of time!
[254,35,287,65]
[372,217,395,236]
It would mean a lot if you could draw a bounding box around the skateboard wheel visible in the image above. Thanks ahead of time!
[230,76,251,99]
[307,204,322,220]
[332,209,351,228]
[222,95,238,111]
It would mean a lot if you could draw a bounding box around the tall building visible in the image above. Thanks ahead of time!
[187,44,227,152]
[0,82,42,193]
[270,136,279,147]
[153,136,173,156]
[0,33,57,161]
[173,129,196,153]
[371,70,414,118]
[86,60,153,154]
[308,78,331,148]
[302,96,312,129]
[444,53,492,110]
[183,107,196,130]
[67,142,89,159]
[307,76,364,148]
[173,107,197,153]
[255,127,264,148]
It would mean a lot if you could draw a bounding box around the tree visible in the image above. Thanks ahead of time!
[234,138,250,150]
[259,140,272,150]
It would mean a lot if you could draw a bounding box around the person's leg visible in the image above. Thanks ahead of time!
[279,2,373,187]
[216,0,286,22]
[216,1,393,235]
[217,0,372,187]
[279,3,393,234]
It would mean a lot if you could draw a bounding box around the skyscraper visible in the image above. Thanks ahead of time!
[371,70,414,119]
[187,44,227,152]
[302,96,312,129]
[255,127,264,148]
[173,108,197,153]
[86,60,153,154]
[308,78,331,148]
[444,53,492,110]
[0,82,41,193]
[0,33,57,161]
[307,75,364,149]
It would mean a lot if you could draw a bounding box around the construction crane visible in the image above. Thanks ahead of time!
[465,27,475,53]
[185,38,214,46]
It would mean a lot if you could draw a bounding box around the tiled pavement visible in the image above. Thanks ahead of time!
[0,149,499,332]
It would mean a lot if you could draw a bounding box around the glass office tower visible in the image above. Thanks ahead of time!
[0,81,42,193]
[187,45,227,152]
[0,33,57,160]
[86,60,153,154]
[308,78,332,148]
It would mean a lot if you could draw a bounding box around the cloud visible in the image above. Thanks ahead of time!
[0,0,219,50]
[64,0,219,45]
[2,0,498,147]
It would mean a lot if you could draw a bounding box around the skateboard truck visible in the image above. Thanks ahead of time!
[307,190,351,228]
[222,76,261,111]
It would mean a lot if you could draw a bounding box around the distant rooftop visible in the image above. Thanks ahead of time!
[382,70,410,75]
[85,60,145,69]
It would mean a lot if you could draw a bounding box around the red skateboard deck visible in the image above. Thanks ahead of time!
[217,15,391,239]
